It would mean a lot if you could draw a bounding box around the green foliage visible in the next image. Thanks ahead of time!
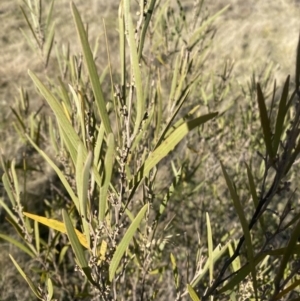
[1,0,300,300]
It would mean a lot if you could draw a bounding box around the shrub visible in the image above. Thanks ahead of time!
[1,0,300,300]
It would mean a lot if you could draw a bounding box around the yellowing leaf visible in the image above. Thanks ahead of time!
[187,284,201,301]
[23,212,88,249]
[97,240,107,264]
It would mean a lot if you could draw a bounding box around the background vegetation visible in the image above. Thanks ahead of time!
[0,0,300,300]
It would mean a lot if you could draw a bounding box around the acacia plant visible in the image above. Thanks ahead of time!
[1,0,300,300]
[0,0,228,300]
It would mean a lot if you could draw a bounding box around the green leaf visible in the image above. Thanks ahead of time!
[9,254,44,300]
[283,129,300,175]
[28,70,82,158]
[0,186,17,220]
[45,0,55,33]
[187,284,201,301]
[272,76,290,154]
[26,134,79,211]
[170,253,179,289]
[190,242,229,288]
[256,83,274,160]
[19,6,39,48]
[158,167,181,216]
[99,133,115,222]
[221,244,300,294]
[0,234,35,258]
[228,241,240,272]
[124,0,144,137]
[154,88,191,150]
[63,209,87,268]
[274,279,300,300]
[221,162,258,299]
[274,215,300,293]
[109,204,148,281]
[34,220,40,254]
[10,160,20,206]
[206,213,213,284]
[188,5,230,49]
[137,0,157,60]
[129,112,218,198]
[118,3,126,101]
[62,210,96,284]
[76,146,93,248]
[44,22,55,68]
[76,144,85,216]
[160,104,201,146]
[245,163,265,231]
[94,124,105,169]
[71,3,112,135]
[219,252,268,293]
[59,245,69,265]
[47,277,54,300]
[169,54,180,104]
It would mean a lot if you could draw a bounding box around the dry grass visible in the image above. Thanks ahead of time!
[0,0,300,300]
[207,0,300,85]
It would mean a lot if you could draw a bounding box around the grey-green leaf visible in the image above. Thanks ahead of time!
[221,162,258,299]
[71,3,112,135]
[256,83,274,160]
[272,75,290,155]
[99,133,115,222]
[9,254,44,300]
[129,112,218,199]
[63,209,88,267]
[109,204,148,281]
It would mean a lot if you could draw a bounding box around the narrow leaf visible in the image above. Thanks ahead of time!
[23,212,88,249]
[47,278,54,300]
[62,210,96,284]
[257,83,274,160]
[109,204,148,281]
[274,216,300,293]
[28,70,81,148]
[0,234,35,257]
[206,213,213,284]
[99,133,115,222]
[245,163,265,231]
[124,0,144,137]
[190,242,229,288]
[273,76,290,154]
[187,284,201,301]
[228,241,240,272]
[221,162,258,299]
[219,252,268,293]
[9,254,44,300]
[154,88,190,150]
[19,6,39,47]
[44,23,55,68]
[76,146,93,248]
[170,253,179,289]
[188,5,229,49]
[159,167,181,216]
[274,279,300,300]
[137,0,157,60]
[129,112,218,198]
[71,3,112,135]
[34,220,40,254]
[62,209,88,268]
[0,179,17,215]
[26,134,79,211]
